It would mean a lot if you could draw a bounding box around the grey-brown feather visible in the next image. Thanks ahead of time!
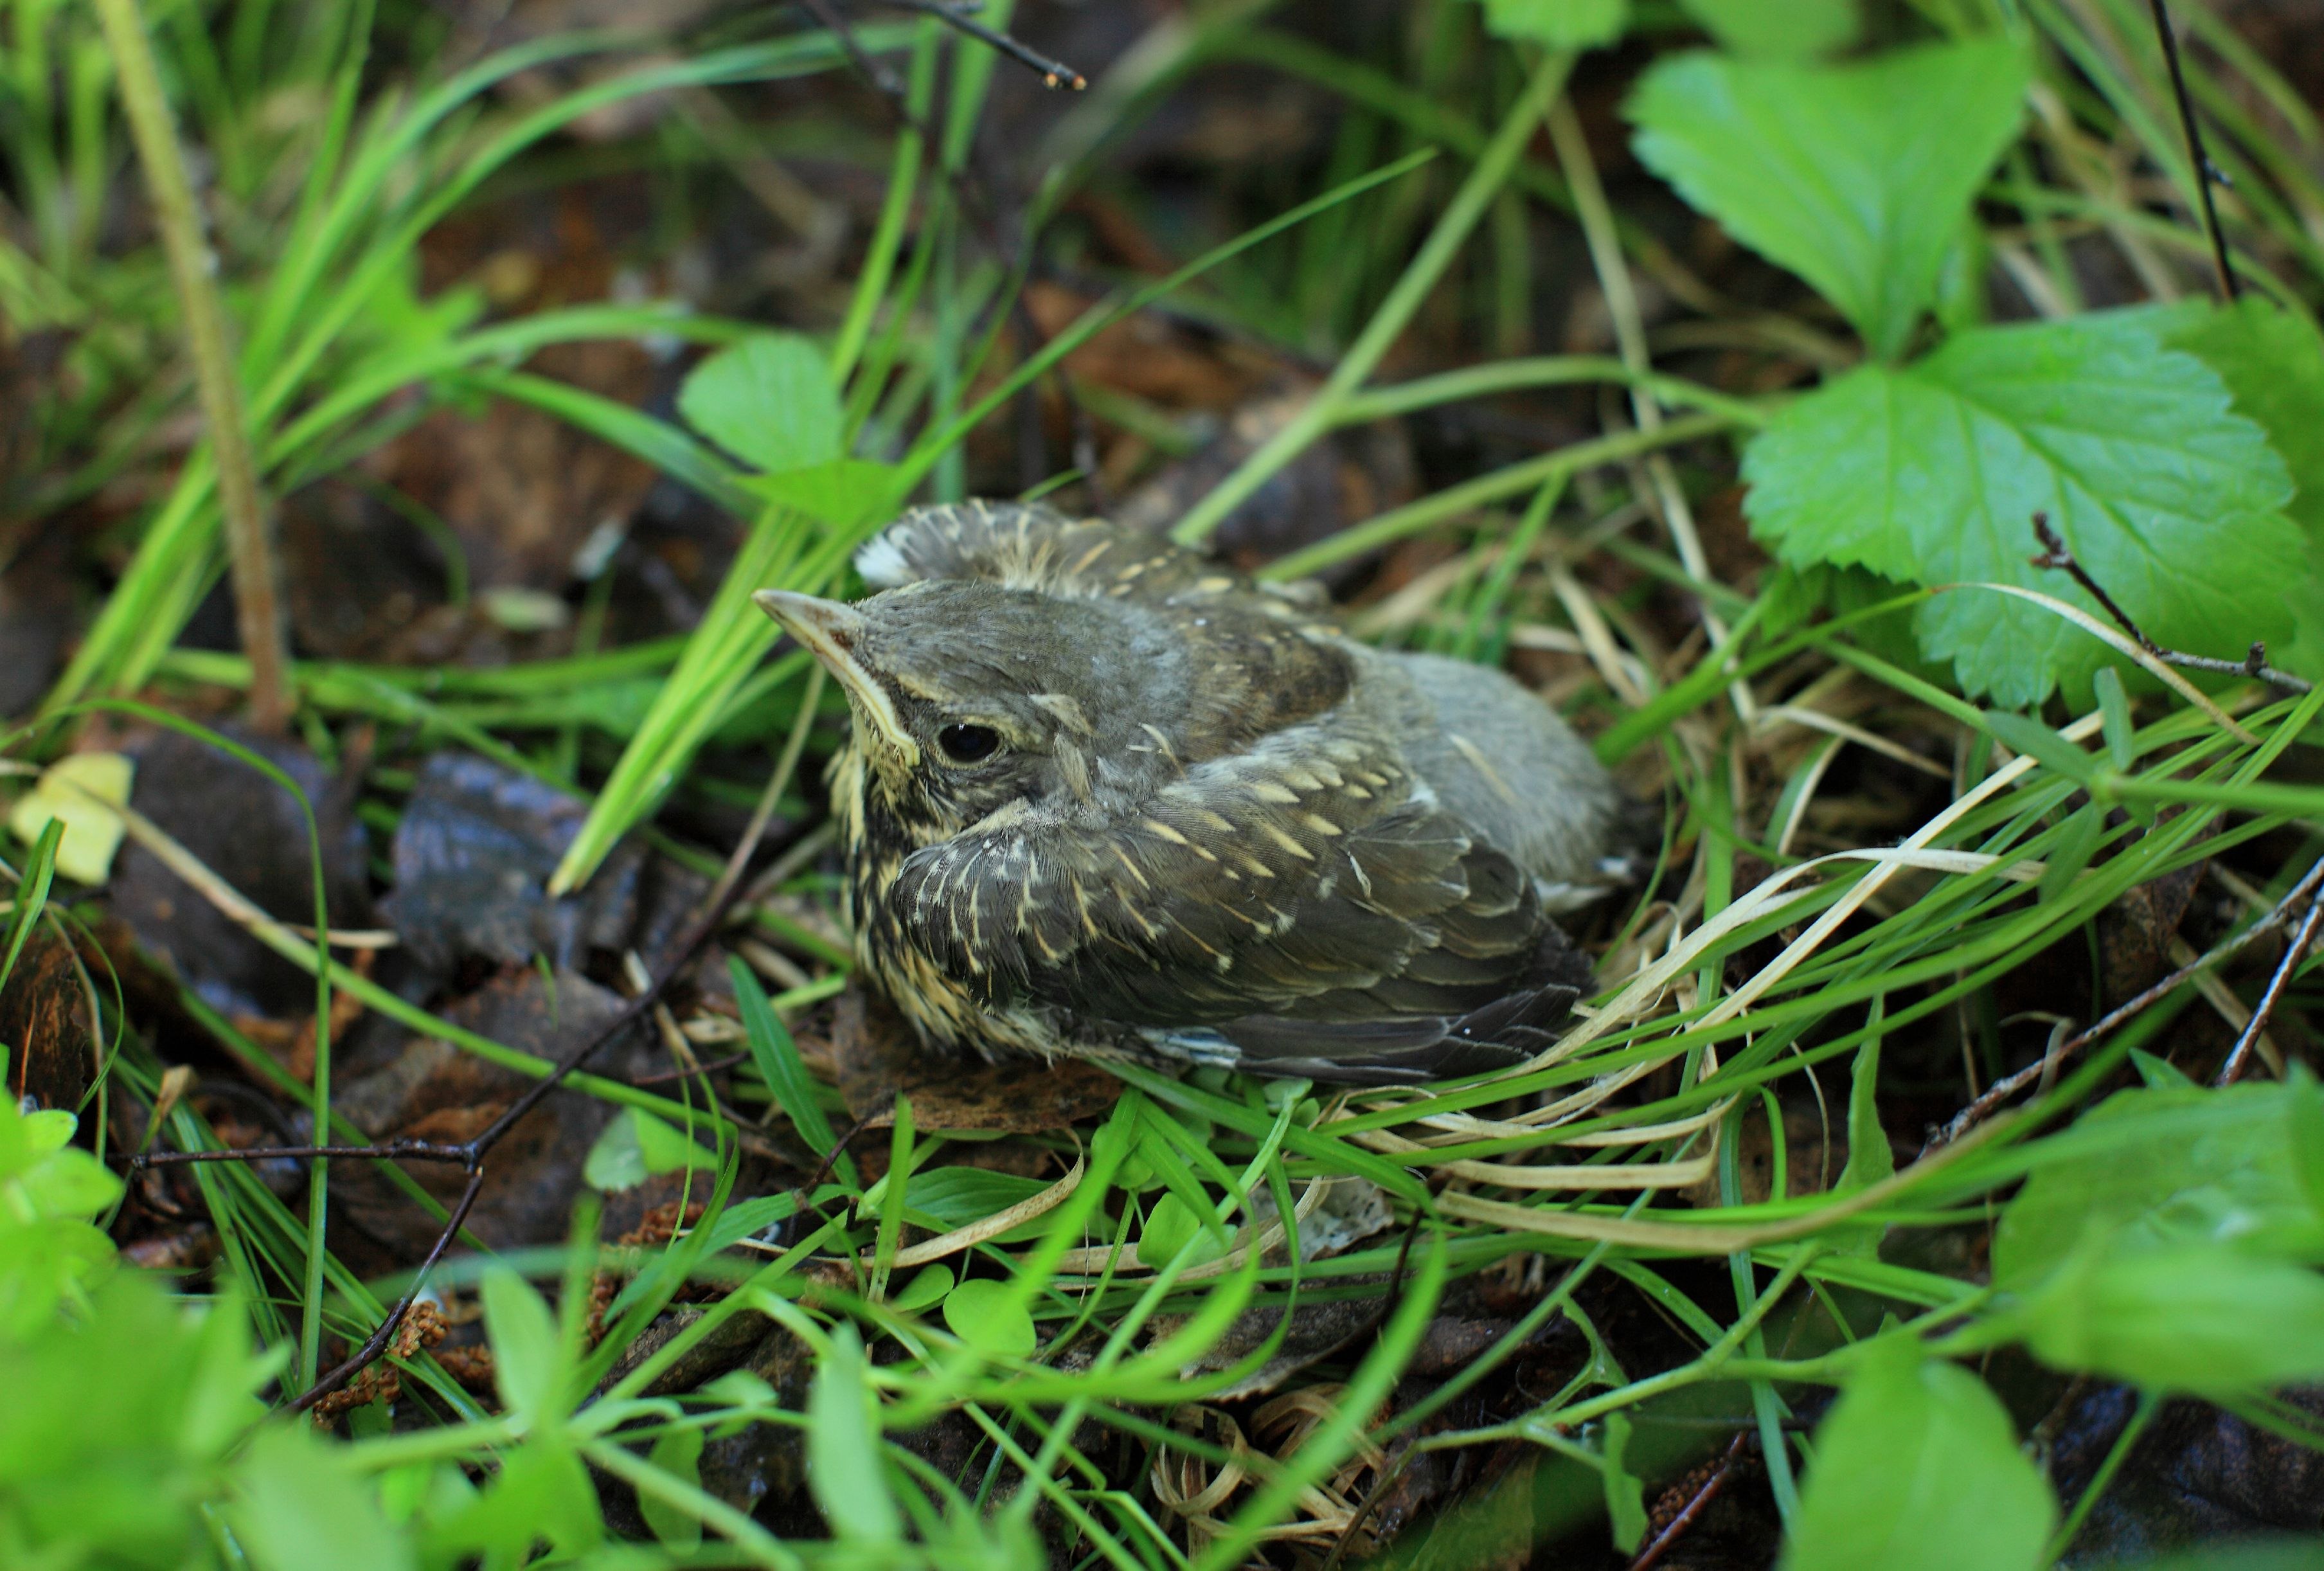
[834,502,1637,1083]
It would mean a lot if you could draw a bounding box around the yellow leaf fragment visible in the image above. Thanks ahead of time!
[8,752,134,884]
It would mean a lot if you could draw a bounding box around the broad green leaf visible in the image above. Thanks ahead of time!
[941,1277,1037,1360]
[902,1167,1062,1243]
[481,1270,565,1431]
[678,332,843,474]
[1744,311,2302,705]
[641,1426,705,1550]
[751,458,902,529]
[1479,0,1627,48]
[0,1099,123,1336]
[807,1325,901,1543]
[2008,1243,2324,1397]
[1994,1084,2324,1288]
[1629,39,2026,357]
[892,1263,955,1314]
[1136,1191,1228,1271]
[1783,1336,2052,1571]
[2163,297,2324,678]
[583,1110,719,1192]
[233,1424,417,1571]
[1679,0,1857,58]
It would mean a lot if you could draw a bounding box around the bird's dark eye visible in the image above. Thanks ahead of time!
[936,723,1001,764]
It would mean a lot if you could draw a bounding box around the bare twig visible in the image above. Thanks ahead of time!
[803,0,904,94]
[1628,1431,1752,1571]
[289,1169,485,1415]
[2030,512,2311,693]
[883,0,1087,90]
[2146,0,2239,302]
[2216,880,2324,1085]
[136,1140,471,1168]
[132,861,748,1411]
[1927,855,2324,1150]
[91,0,292,733]
[814,0,1096,493]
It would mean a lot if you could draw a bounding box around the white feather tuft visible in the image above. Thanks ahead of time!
[853,530,914,588]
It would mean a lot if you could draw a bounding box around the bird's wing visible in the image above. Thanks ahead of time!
[881,721,1585,1079]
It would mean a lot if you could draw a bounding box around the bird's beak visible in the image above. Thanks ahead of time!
[753,590,922,769]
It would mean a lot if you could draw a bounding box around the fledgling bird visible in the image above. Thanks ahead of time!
[756,502,1645,1086]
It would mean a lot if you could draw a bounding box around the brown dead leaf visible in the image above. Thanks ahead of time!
[327,967,657,1254]
[0,935,94,1113]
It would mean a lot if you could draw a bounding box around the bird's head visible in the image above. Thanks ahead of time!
[755,579,1184,836]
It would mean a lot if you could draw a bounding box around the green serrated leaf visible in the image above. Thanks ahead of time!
[1478,0,1627,48]
[942,1277,1037,1360]
[1783,1336,2053,1571]
[1745,311,2302,705]
[1679,0,1857,58]
[1629,39,2026,357]
[2163,297,2324,679]
[679,332,843,474]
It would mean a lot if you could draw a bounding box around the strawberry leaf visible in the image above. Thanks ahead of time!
[1629,40,2026,358]
[1744,310,2302,705]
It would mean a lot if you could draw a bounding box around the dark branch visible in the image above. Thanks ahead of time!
[135,1140,471,1168]
[2147,0,2240,301]
[2030,512,2311,693]
[2216,881,2324,1086]
[1927,854,2324,1150]
[1628,1432,1753,1571]
[289,1169,486,1414]
[883,1,1087,90]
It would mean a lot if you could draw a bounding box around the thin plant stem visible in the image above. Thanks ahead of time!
[1167,49,1578,547]
[90,0,290,733]
[2146,0,2239,301]
[1546,94,1753,726]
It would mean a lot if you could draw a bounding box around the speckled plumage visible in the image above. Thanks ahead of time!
[756,502,1643,1086]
